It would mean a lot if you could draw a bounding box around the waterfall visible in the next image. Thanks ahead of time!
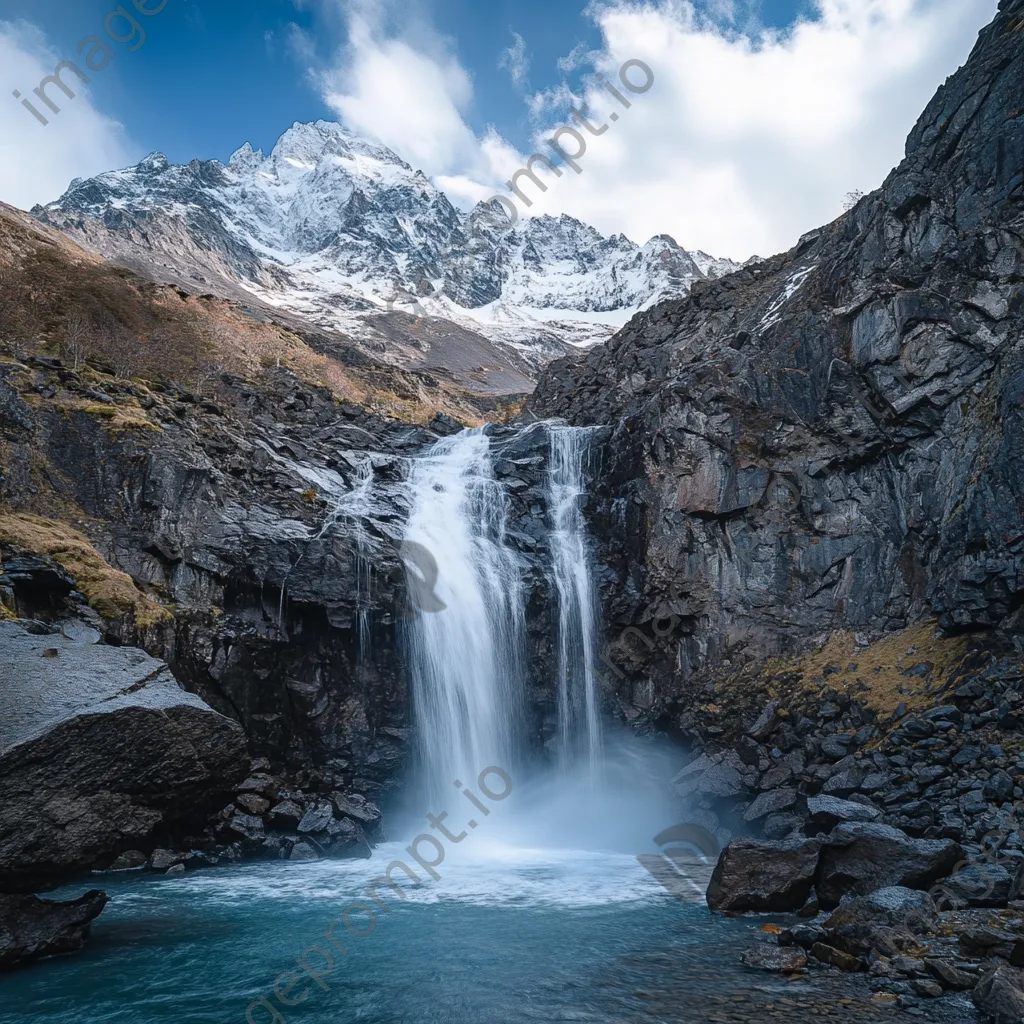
[547,426,603,776]
[402,429,526,806]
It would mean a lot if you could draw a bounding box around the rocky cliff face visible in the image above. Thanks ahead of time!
[530,0,1024,717]
[0,356,569,820]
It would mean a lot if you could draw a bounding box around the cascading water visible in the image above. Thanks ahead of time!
[314,457,377,664]
[402,428,526,807]
[547,425,603,776]
[400,423,682,857]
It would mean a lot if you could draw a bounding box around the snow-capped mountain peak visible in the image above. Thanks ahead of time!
[34,119,740,391]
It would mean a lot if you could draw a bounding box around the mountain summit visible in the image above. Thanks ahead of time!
[34,120,737,387]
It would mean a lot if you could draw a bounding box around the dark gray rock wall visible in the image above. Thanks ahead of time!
[0,363,567,810]
[529,0,1024,701]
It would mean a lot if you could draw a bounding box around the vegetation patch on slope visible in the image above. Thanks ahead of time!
[0,513,170,627]
[0,202,507,426]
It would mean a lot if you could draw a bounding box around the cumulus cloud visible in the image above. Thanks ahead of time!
[499,32,530,89]
[513,0,999,259]
[318,12,478,176]
[307,0,1000,259]
[309,2,517,191]
[0,20,139,211]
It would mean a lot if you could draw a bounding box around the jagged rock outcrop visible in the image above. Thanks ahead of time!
[0,620,247,890]
[0,890,107,969]
[529,0,1024,712]
[816,822,963,908]
[0,358,569,824]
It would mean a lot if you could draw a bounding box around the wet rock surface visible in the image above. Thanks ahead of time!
[707,837,822,912]
[0,619,247,891]
[0,890,108,969]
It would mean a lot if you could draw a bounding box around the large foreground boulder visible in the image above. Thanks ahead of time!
[706,836,822,912]
[817,822,963,908]
[0,620,248,890]
[0,890,108,969]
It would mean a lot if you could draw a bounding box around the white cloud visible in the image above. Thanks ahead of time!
[0,20,139,211]
[319,11,482,176]
[558,41,602,74]
[499,32,530,89]
[313,0,998,260]
[511,0,999,260]
[528,82,583,120]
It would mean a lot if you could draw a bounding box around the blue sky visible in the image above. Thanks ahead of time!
[0,0,998,259]
[0,0,809,163]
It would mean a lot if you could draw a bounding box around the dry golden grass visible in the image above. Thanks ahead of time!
[50,398,162,433]
[758,622,975,719]
[0,202,492,425]
[0,512,170,627]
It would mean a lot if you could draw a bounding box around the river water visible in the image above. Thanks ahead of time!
[4,817,971,1023]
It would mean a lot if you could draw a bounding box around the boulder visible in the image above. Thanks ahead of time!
[820,887,936,957]
[108,850,146,871]
[746,702,782,741]
[741,944,807,972]
[228,814,265,842]
[821,735,854,761]
[960,925,1018,959]
[911,978,943,998]
[237,774,282,800]
[235,793,271,816]
[694,763,745,799]
[297,801,334,834]
[743,787,797,822]
[810,942,862,971]
[763,812,803,840]
[926,959,978,990]
[806,795,882,832]
[149,849,183,871]
[0,890,108,968]
[322,818,373,859]
[0,621,248,891]
[707,837,822,912]
[332,793,385,840]
[817,822,963,908]
[943,863,1017,908]
[973,965,1024,1022]
[822,770,862,797]
[268,799,304,829]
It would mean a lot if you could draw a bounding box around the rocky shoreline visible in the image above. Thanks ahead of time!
[667,630,1024,1017]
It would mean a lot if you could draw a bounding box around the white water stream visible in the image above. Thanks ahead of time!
[399,424,687,864]
[402,423,608,801]
[401,428,527,807]
[547,425,603,777]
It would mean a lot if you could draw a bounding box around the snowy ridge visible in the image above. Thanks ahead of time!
[36,120,740,383]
